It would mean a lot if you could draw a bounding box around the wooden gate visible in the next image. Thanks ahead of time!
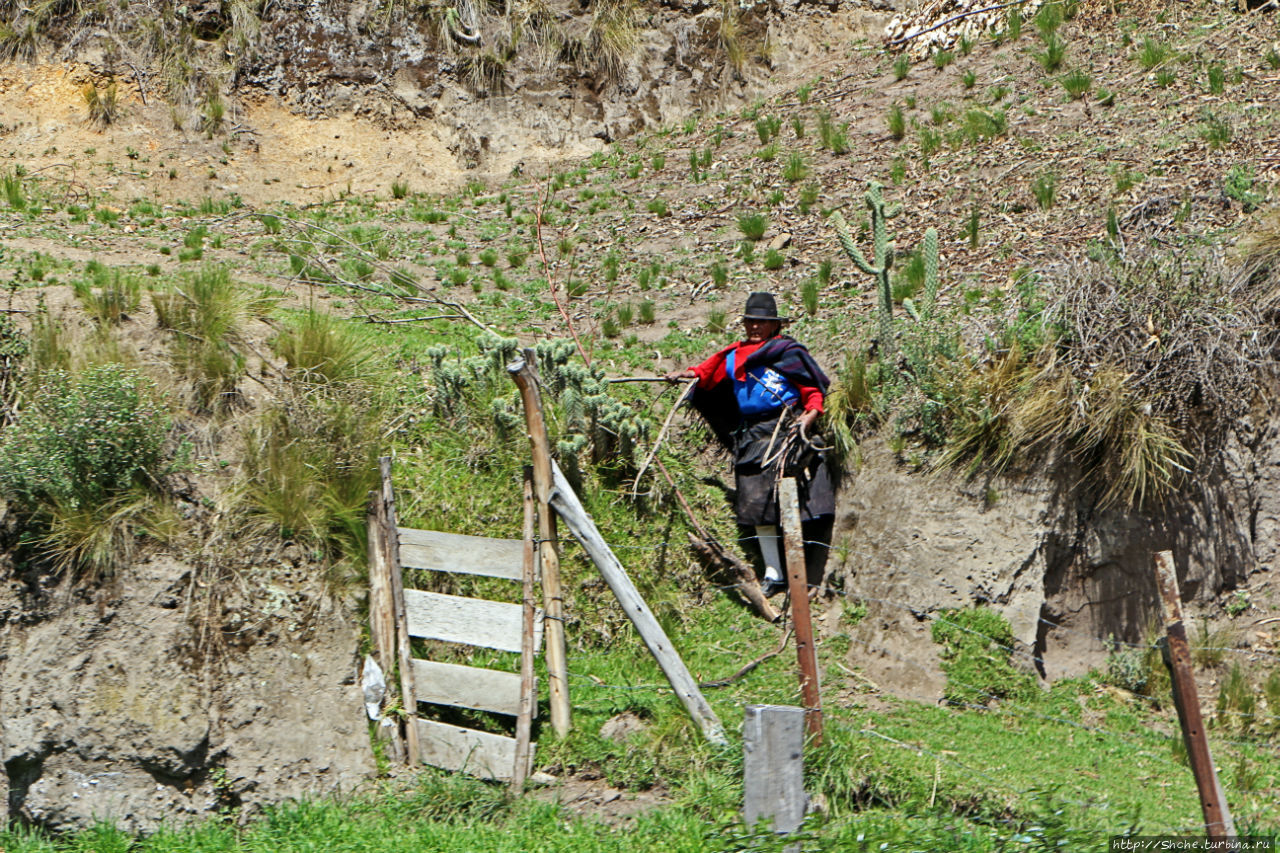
[368,459,542,785]
[399,526,543,782]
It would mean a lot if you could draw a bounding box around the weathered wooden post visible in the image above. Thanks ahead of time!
[778,477,823,743]
[511,469,538,791]
[1153,550,1235,837]
[366,491,406,762]
[507,353,572,736]
[380,456,421,765]
[743,704,807,846]
[367,495,396,681]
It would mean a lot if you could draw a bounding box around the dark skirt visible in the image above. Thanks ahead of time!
[732,412,836,526]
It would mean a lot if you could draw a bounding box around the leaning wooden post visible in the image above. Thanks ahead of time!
[511,468,539,791]
[743,705,808,844]
[1153,550,1235,837]
[380,456,421,765]
[549,460,728,745]
[507,353,572,737]
[778,478,823,743]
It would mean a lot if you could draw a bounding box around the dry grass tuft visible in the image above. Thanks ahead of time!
[1235,206,1280,315]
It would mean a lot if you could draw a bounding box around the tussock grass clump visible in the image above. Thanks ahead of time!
[154,264,259,411]
[886,104,905,140]
[239,386,384,567]
[74,266,142,324]
[892,52,909,80]
[83,80,119,127]
[816,109,851,154]
[241,310,392,569]
[1059,68,1090,99]
[1136,35,1170,71]
[273,308,381,389]
[1235,207,1280,312]
[737,212,767,241]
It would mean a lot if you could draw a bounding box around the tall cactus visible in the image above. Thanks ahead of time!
[831,181,900,360]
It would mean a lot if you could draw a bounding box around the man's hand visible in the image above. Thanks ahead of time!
[665,369,695,383]
[798,409,820,433]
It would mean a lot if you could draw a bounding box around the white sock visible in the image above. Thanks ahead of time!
[756,526,784,582]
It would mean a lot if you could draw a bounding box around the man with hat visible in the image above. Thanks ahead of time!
[666,292,835,596]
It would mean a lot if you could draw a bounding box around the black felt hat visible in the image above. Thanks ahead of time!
[742,292,788,322]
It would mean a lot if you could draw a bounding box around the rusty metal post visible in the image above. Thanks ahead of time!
[778,477,823,743]
[1153,550,1235,837]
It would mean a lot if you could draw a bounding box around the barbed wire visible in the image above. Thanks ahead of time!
[550,527,1280,662]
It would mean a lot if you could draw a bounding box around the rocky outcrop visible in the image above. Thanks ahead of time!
[833,415,1278,694]
[1,554,373,833]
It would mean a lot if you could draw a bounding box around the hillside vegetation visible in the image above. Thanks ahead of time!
[1,0,1280,848]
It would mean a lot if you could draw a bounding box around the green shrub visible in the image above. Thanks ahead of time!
[0,364,168,510]
[931,607,1034,706]
[1224,163,1266,212]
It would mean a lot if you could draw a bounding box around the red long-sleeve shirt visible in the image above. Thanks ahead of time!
[688,340,824,413]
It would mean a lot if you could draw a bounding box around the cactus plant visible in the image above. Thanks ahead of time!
[903,227,939,323]
[831,182,900,359]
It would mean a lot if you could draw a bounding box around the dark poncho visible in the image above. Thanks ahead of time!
[686,335,835,525]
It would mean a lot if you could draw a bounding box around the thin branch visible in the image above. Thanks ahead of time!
[632,380,694,498]
[698,625,792,689]
[535,178,592,366]
[362,314,466,324]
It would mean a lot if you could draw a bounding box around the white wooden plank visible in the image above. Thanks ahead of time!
[397,528,524,580]
[403,589,543,653]
[411,659,535,718]
[415,717,535,782]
